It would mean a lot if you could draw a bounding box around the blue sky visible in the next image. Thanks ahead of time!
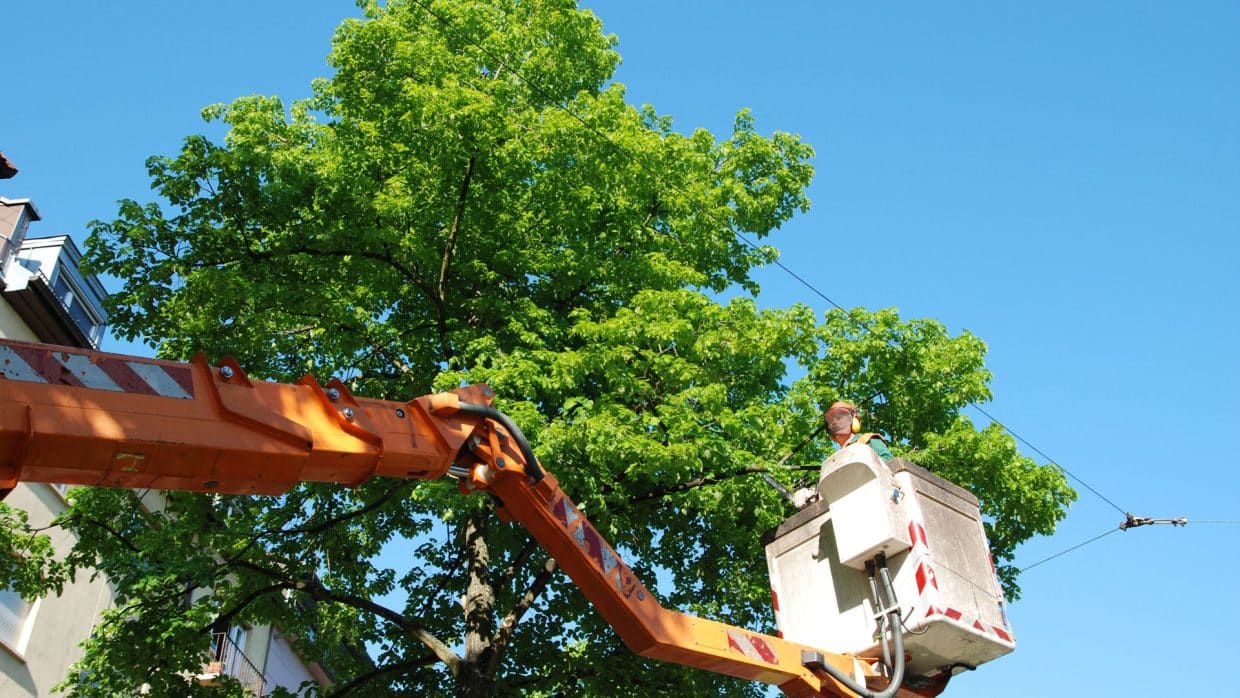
[4,2,1239,696]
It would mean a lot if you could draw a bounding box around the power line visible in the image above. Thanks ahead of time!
[741,231,1127,517]
[1019,511,1233,573]
[733,233,848,312]
[403,0,1130,517]
[1184,519,1240,525]
[1017,527,1119,573]
[969,404,1127,516]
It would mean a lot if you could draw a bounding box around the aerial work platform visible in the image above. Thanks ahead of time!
[764,444,1015,681]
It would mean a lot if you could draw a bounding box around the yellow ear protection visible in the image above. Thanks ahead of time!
[826,401,862,436]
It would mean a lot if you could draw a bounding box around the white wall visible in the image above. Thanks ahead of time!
[0,291,117,695]
[0,485,116,697]
[263,632,319,696]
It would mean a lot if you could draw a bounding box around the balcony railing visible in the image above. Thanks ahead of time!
[203,631,266,696]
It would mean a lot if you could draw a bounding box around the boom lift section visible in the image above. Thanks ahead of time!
[0,338,900,698]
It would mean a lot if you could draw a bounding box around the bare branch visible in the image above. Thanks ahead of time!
[202,581,293,634]
[488,556,557,677]
[492,537,540,594]
[77,517,144,555]
[241,243,435,303]
[326,654,437,697]
[279,486,406,538]
[435,153,478,358]
[623,465,771,508]
[233,559,462,674]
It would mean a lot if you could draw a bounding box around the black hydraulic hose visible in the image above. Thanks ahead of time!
[809,557,906,698]
[865,560,893,675]
[877,563,906,692]
[457,402,544,483]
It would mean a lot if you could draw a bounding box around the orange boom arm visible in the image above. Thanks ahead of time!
[0,338,885,698]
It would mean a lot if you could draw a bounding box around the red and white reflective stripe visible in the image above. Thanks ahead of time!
[914,560,939,595]
[770,589,784,638]
[906,519,941,607]
[726,629,779,664]
[924,605,1014,645]
[908,521,930,548]
[0,344,195,399]
[908,514,1014,646]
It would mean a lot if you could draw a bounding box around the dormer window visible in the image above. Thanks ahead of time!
[50,267,104,347]
[2,235,109,349]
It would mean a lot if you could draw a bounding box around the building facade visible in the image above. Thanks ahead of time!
[0,163,327,695]
[0,194,115,696]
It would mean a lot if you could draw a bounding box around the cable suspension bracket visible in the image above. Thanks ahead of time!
[1119,512,1188,531]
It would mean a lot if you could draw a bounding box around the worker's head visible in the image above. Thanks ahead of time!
[825,401,861,445]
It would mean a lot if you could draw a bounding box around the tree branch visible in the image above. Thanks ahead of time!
[233,558,461,674]
[415,547,468,619]
[77,517,144,555]
[278,485,406,539]
[487,556,557,677]
[435,153,478,359]
[241,243,435,304]
[492,537,540,594]
[623,465,772,509]
[326,654,437,697]
[202,581,293,634]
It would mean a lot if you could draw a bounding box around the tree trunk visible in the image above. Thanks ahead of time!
[457,509,497,697]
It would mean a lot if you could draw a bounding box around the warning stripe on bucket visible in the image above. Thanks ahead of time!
[0,344,195,399]
[907,511,1015,647]
[924,605,1015,646]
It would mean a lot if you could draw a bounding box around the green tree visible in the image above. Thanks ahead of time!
[1,1,1072,696]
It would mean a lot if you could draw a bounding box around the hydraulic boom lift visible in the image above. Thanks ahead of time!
[0,338,996,697]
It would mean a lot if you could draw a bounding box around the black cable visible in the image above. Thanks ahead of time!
[402,0,1130,517]
[1016,527,1119,573]
[970,404,1127,517]
[774,422,829,468]
[457,402,544,483]
[733,232,848,312]
[748,225,1131,517]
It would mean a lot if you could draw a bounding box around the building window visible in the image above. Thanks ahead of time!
[228,624,249,655]
[0,588,37,654]
[49,267,103,346]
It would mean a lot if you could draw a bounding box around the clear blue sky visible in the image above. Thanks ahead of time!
[4,2,1239,696]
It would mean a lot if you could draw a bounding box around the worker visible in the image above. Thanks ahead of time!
[790,401,895,508]
[824,400,893,462]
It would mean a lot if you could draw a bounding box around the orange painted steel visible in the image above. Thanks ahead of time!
[0,338,869,697]
[0,340,481,494]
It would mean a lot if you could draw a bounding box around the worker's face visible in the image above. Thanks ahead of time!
[826,409,854,437]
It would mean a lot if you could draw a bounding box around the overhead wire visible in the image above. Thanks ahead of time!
[400,0,1217,560]
[1020,512,1222,572]
[969,404,1126,516]
[1017,527,1119,573]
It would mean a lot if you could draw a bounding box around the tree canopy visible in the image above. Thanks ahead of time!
[1,1,1073,695]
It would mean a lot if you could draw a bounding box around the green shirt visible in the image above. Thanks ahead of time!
[847,433,893,462]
